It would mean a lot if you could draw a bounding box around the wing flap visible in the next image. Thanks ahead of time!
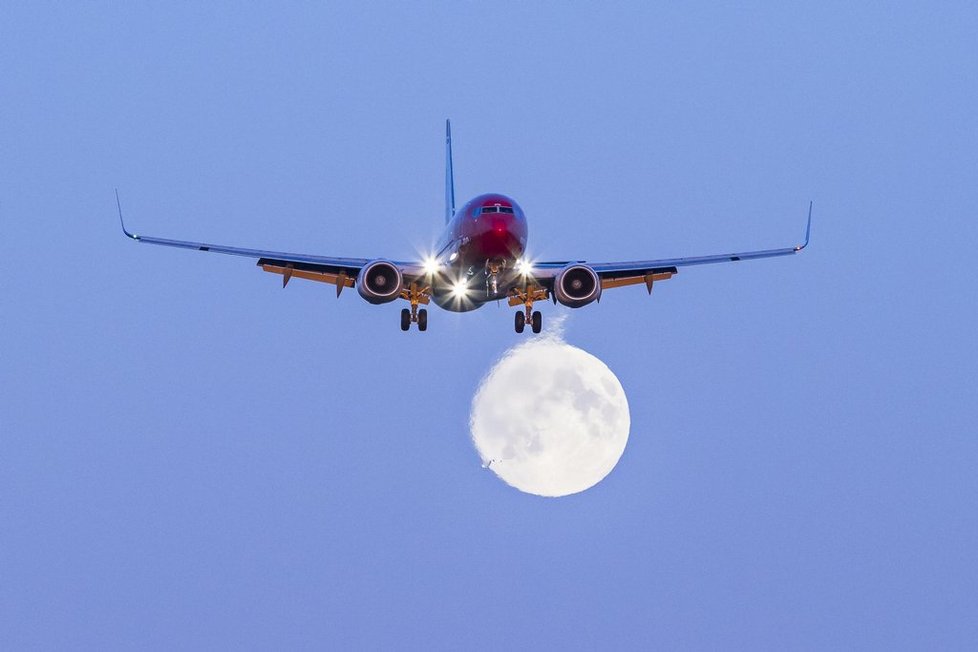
[600,267,677,292]
[259,259,357,292]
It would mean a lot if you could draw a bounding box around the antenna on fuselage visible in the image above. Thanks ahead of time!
[445,119,456,224]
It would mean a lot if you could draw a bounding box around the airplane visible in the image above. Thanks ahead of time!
[118,120,811,333]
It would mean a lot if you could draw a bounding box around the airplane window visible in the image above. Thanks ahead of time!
[473,207,482,217]
[479,205,513,214]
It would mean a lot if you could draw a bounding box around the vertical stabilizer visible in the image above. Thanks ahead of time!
[445,119,456,224]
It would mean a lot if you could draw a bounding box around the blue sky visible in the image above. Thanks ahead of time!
[2,2,976,648]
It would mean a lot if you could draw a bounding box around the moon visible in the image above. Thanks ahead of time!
[470,326,630,497]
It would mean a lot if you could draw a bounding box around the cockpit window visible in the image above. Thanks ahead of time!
[481,205,514,214]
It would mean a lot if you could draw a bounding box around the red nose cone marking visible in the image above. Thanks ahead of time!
[492,217,507,234]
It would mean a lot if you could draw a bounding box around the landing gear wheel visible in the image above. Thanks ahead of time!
[515,311,526,333]
[417,308,428,332]
[531,311,542,334]
[400,308,411,331]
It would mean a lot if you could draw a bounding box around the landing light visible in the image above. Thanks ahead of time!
[516,258,533,276]
[451,279,468,298]
[422,257,440,275]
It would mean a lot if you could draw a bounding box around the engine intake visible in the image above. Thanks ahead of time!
[554,264,601,308]
[357,260,403,304]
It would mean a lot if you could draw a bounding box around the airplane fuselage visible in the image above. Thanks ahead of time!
[431,193,528,312]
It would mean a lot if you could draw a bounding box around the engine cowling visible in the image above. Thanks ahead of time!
[554,264,602,308]
[356,260,403,304]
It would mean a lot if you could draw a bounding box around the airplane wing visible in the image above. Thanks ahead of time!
[531,203,812,294]
[117,192,421,293]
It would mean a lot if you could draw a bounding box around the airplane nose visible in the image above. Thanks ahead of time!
[470,211,521,259]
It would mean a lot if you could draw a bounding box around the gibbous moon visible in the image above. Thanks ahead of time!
[470,327,630,497]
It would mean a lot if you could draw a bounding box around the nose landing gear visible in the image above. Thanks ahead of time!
[484,259,503,298]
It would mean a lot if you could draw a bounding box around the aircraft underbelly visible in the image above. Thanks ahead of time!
[430,289,487,312]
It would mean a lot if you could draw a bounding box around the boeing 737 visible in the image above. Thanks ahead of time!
[119,120,811,333]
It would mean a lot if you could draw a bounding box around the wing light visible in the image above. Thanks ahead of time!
[422,256,441,276]
[515,258,534,276]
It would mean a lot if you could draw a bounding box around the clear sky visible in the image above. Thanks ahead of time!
[2,2,977,649]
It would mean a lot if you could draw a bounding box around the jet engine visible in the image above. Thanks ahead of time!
[554,264,602,308]
[357,260,403,304]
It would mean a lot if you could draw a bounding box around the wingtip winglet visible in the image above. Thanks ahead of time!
[115,189,138,240]
[796,201,813,251]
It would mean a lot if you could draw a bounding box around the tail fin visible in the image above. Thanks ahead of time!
[445,119,456,224]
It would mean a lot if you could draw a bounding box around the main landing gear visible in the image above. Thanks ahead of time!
[400,282,429,331]
[513,310,542,334]
[400,307,428,331]
[512,288,544,334]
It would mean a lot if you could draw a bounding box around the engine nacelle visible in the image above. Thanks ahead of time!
[356,259,403,304]
[554,264,602,308]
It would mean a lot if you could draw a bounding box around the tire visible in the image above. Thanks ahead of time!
[400,308,411,331]
[515,311,525,333]
[417,308,428,332]
[531,310,542,334]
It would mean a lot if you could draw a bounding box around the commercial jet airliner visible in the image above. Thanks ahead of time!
[119,120,810,333]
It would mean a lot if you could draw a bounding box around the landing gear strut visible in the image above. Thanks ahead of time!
[401,282,429,331]
[485,260,502,297]
[511,286,545,334]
